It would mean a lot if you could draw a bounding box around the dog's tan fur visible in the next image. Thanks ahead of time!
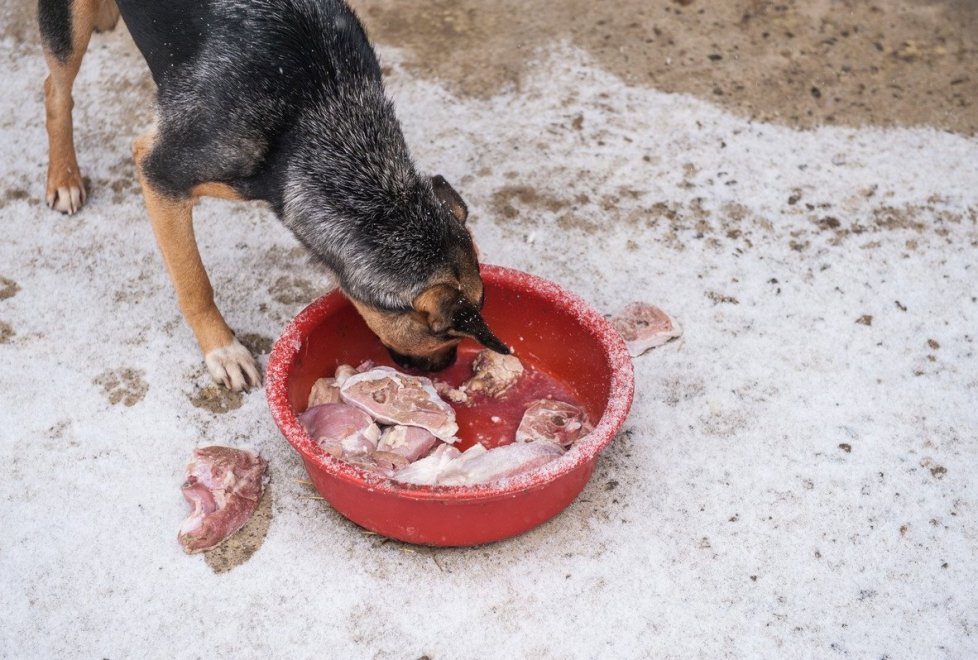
[132,130,261,390]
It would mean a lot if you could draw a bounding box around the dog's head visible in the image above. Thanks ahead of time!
[346,175,508,372]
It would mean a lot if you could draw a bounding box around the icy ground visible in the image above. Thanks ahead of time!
[2,17,977,660]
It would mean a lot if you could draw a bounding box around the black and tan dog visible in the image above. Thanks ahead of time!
[38,0,509,391]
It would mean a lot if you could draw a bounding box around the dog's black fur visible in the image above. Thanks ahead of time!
[37,0,73,61]
[38,0,507,372]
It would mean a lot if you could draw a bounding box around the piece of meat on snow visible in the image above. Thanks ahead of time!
[178,446,267,554]
[298,403,381,457]
[463,350,524,398]
[515,399,592,448]
[377,425,439,462]
[340,367,458,441]
[610,302,682,356]
[438,441,565,486]
[393,444,462,485]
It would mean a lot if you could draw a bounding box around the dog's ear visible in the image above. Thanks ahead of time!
[431,175,468,224]
[414,284,509,354]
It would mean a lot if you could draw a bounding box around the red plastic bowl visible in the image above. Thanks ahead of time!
[266,264,634,546]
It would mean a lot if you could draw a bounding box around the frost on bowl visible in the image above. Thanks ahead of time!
[266,264,635,546]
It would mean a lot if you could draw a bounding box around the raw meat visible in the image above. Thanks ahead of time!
[178,446,267,554]
[372,450,411,471]
[307,377,341,408]
[342,451,405,478]
[515,399,592,448]
[298,403,380,456]
[434,379,469,404]
[439,441,565,486]
[377,425,439,462]
[394,444,462,485]
[334,365,357,386]
[610,302,682,356]
[463,350,524,398]
[340,366,458,441]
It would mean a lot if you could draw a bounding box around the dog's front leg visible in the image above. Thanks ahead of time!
[133,132,261,392]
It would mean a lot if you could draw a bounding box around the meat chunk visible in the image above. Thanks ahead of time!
[298,403,380,456]
[377,425,439,462]
[178,447,267,554]
[371,450,411,472]
[333,365,357,386]
[391,440,565,487]
[438,441,565,486]
[340,451,407,478]
[610,302,682,356]
[434,379,469,404]
[463,350,524,398]
[307,377,341,408]
[515,399,592,448]
[393,444,462,485]
[340,366,458,441]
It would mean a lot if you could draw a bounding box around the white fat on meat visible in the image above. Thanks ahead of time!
[434,379,469,404]
[610,302,682,356]
[438,441,564,486]
[332,360,377,386]
[178,446,267,554]
[307,377,341,408]
[515,399,592,448]
[333,364,357,386]
[463,350,524,398]
[340,366,459,441]
[377,425,439,462]
[298,403,381,456]
[393,444,462,485]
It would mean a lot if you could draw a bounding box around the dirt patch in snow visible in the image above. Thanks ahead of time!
[355,0,978,135]
[203,479,274,574]
[239,332,275,356]
[94,367,149,407]
[0,276,20,300]
[189,384,244,414]
[0,320,14,344]
[269,275,320,306]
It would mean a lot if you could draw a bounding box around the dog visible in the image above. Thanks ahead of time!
[38,0,509,391]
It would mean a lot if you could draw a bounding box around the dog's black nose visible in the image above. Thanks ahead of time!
[387,345,457,373]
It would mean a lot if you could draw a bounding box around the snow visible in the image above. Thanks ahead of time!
[2,19,977,660]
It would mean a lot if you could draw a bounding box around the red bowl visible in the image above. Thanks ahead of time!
[266,264,634,546]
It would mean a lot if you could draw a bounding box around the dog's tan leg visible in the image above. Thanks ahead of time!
[41,1,100,214]
[93,0,120,33]
[133,131,261,392]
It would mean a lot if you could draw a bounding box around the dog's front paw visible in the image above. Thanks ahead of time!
[45,165,87,214]
[205,338,262,392]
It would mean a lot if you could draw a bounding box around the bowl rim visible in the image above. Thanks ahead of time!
[266,264,635,503]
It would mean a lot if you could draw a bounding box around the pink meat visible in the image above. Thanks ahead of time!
[438,441,565,486]
[339,451,408,479]
[340,367,458,441]
[377,425,439,462]
[463,350,524,398]
[515,399,592,448]
[365,450,411,478]
[298,403,380,456]
[178,447,267,554]
[307,377,341,408]
[610,302,682,356]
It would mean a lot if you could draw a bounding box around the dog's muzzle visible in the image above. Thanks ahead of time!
[386,345,458,373]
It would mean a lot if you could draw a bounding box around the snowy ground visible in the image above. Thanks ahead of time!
[2,5,977,659]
